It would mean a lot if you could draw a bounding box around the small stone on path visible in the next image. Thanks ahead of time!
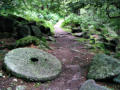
[79,80,110,90]
[13,79,18,82]
[7,87,12,90]
[87,54,120,79]
[74,32,84,37]
[0,72,3,77]
[16,85,26,90]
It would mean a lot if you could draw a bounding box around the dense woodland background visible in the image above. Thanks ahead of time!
[0,0,120,57]
[0,0,120,89]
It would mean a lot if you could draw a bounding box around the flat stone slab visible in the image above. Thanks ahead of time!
[79,80,110,90]
[4,48,62,81]
[74,32,84,37]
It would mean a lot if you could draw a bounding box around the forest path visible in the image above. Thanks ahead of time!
[40,20,94,90]
[54,19,68,36]
[0,20,94,90]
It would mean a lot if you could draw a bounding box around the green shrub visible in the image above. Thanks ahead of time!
[16,36,40,47]
[16,36,51,49]
[0,50,8,61]
[115,52,120,59]
[62,13,81,28]
[44,13,60,24]
[62,5,120,54]
[75,38,88,43]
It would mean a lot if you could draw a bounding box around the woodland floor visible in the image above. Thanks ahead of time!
[0,20,119,90]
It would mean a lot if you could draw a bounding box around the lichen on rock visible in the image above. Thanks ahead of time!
[79,80,110,90]
[87,54,120,79]
[4,48,62,81]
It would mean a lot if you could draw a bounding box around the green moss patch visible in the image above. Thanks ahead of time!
[87,54,120,80]
[16,36,40,47]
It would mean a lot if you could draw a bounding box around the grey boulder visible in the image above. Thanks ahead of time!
[16,85,26,90]
[31,25,42,38]
[87,54,120,79]
[74,32,84,37]
[80,80,110,90]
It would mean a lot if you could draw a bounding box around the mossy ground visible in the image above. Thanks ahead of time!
[16,36,41,47]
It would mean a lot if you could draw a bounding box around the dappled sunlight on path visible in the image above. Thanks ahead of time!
[45,20,94,90]
[54,19,64,28]
[54,19,68,36]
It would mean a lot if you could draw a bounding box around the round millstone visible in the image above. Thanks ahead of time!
[4,48,62,81]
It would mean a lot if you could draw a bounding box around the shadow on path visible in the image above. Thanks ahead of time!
[45,20,94,90]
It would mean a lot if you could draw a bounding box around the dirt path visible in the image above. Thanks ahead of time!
[43,20,94,90]
[0,20,94,90]
[54,20,68,35]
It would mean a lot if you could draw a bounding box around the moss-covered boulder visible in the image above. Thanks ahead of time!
[80,80,110,90]
[39,25,51,35]
[0,15,15,33]
[31,25,42,38]
[14,19,42,38]
[114,51,120,59]
[87,54,120,79]
[72,27,82,33]
[4,48,62,81]
[0,14,52,39]
[116,44,120,52]
[16,36,41,47]
[16,24,31,38]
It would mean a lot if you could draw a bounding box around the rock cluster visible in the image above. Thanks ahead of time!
[0,15,52,39]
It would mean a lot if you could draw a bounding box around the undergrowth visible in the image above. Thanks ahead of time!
[62,5,120,58]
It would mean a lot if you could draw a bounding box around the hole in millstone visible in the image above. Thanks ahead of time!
[30,58,39,62]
